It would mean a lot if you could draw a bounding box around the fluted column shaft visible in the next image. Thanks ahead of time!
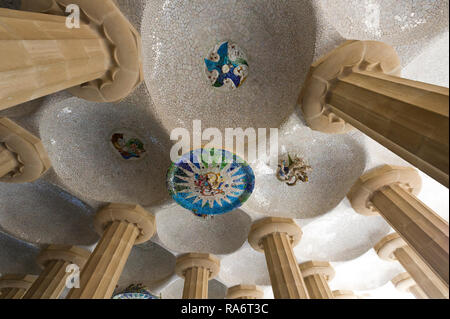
[0,8,110,110]
[303,274,333,299]
[23,260,70,299]
[261,232,309,299]
[0,288,26,299]
[372,183,449,285]
[327,69,449,187]
[0,274,37,299]
[67,221,139,299]
[0,143,18,178]
[410,285,428,299]
[182,267,210,299]
[394,245,449,299]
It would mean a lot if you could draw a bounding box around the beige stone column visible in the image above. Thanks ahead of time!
[226,285,264,299]
[375,233,449,299]
[248,217,309,299]
[0,274,37,299]
[175,253,220,299]
[0,143,18,178]
[0,0,143,111]
[332,290,358,299]
[299,261,335,299]
[0,117,51,183]
[66,203,155,299]
[348,165,449,286]
[300,40,449,187]
[22,245,90,299]
[392,272,428,299]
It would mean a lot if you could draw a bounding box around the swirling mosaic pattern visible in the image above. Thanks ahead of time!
[167,149,255,215]
[204,41,249,90]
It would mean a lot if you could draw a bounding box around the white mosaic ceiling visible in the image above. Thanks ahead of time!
[0,0,448,299]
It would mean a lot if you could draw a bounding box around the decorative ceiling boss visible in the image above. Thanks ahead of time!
[167,148,255,217]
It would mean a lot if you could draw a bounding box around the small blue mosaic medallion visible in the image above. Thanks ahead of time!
[204,41,249,91]
[167,148,255,215]
[112,284,160,299]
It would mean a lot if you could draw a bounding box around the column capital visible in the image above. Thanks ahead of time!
[175,253,220,280]
[374,233,406,261]
[20,0,143,104]
[0,274,37,290]
[332,290,358,299]
[0,117,51,183]
[348,165,421,216]
[94,203,156,244]
[36,245,90,269]
[226,285,264,299]
[298,261,335,281]
[391,272,416,292]
[299,40,401,134]
[248,217,302,252]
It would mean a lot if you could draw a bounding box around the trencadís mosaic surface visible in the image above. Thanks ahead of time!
[110,130,146,160]
[167,148,255,215]
[112,284,160,299]
[204,41,249,91]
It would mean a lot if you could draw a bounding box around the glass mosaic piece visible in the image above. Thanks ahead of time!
[204,41,249,91]
[167,148,255,215]
[112,283,160,299]
[110,130,146,160]
[276,154,312,186]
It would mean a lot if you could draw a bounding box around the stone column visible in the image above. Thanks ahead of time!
[332,290,358,299]
[348,165,449,286]
[299,261,335,299]
[226,285,264,299]
[175,253,220,299]
[392,272,428,299]
[0,117,51,183]
[0,274,37,299]
[22,245,90,299]
[0,0,143,111]
[375,233,449,299]
[0,143,18,178]
[300,40,449,187]
[66,203,155,299]
[248,217,309,299]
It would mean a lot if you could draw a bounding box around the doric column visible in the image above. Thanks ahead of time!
[392,272,428,299]
[66,203,155,299]
[375,233,449,299]
[226,285,264,299]
[0,274,37,299]
[22,245,90,299]
[175,253,220,299]
[0,0,143,111]
[348,165,449,286]
[299,40,449,187]
[0,117,51,183]
[332,290,358,299]
[299,261,335,299]
[248,217,309,299]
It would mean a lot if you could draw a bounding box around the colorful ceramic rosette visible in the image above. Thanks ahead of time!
[167,148,255,215]
[112,284,160,299]
[204,41,249,91]
[110,130,146,160]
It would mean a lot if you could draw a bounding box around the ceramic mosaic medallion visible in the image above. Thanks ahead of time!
[167,148,255,215]
[110,129,146,160]
[204,41,249,91]
[276,154,312,186]
[112,284,160,299]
